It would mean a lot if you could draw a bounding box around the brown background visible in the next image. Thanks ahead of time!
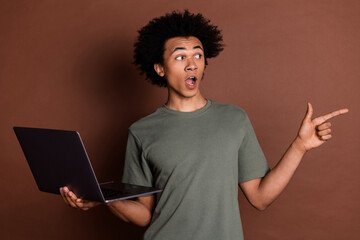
[1,0,359,239]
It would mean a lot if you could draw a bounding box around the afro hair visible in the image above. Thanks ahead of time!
[133,10,224,87]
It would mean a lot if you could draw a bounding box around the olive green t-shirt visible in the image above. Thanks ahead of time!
[122,100,269,240]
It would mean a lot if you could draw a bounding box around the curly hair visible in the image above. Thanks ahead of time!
[133,10,224,87]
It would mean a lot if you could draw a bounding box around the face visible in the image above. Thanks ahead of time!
[154,36,205,100]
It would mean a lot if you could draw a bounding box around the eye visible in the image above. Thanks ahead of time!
[175,56,184,60]
[194,54,202,59]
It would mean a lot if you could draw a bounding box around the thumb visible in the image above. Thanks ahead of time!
[303,102,313,121]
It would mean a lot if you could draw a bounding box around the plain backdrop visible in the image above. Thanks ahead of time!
[1,0,359,239]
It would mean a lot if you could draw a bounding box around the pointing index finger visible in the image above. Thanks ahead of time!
[313,108,349,125]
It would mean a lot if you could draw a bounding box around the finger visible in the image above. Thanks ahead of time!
[62,187,73,206]
[317,128,331,136]
[316,122,331,131]
[65,190,79,209]
[68,191,81,208]
[59,188,70,205]
[75,199,92,210]
[319,134,332,141]
[313,108,349,125]
[71,193,96,210]
[303,102,313,121]
[75,198,87,208]
[60,188,68,205]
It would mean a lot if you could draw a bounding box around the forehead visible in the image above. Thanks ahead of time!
[164,36,203,52]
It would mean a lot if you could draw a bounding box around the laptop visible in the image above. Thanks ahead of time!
[13,126,162,203]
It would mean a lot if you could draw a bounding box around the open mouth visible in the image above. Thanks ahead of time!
[185,76,197,87]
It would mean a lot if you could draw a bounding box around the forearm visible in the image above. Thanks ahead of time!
[106,198,152,227]
[241,104,348,211]
[255,138,307,209]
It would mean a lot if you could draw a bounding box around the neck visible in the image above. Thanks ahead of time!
[165,93,207,112]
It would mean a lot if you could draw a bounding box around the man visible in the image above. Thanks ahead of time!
[60,10,348,239]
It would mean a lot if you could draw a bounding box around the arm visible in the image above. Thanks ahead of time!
[239,138,306,211]
[239,103,349,211]
[60,187,155,227]
[106,195,154,227]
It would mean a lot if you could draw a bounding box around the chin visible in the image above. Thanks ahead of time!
[168,85,201,99]
[182,90,201,99]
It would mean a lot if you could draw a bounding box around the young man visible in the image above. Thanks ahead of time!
[60,10,348,239]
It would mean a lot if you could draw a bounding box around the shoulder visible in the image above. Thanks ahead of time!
[128,107,166,136]
[210,100,248,120]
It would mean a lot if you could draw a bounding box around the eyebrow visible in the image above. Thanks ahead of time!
[170,45,203,55]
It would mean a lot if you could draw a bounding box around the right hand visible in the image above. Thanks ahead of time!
[59,187,101,211]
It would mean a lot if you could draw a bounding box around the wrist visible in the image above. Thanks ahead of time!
[292,137,308,155]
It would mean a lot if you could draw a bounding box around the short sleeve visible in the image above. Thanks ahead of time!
[238,113,270,183]
[121,129,153,187]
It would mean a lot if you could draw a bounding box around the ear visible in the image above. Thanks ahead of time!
[154,63,165,77]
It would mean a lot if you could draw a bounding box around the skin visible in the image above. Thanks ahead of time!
[60,36,349,225]
[154,36,207,111]
[59,186,154,226]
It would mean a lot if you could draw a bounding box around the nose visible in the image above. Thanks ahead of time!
[185,58,197,71]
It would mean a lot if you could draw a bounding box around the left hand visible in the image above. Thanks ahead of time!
[296,102,349,152]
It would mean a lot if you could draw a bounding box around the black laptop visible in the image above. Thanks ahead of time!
[13,127,162,203]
